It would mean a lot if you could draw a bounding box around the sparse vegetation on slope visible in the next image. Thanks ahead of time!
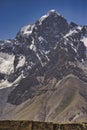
[0,121,87,130]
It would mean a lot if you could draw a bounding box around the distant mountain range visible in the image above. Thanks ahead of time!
[0,10,87,122]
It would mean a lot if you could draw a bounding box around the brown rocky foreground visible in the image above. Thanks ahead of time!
[0,121,87,130]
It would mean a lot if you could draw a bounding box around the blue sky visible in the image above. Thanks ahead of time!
[0,0,87,40]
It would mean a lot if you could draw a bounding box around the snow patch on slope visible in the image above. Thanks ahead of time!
[0,75,22,89]
[20,24,35,38]
[16,56,25,69]
[29,38,36,52]
[81,36,87,47]
[64,26,82,39]
[76,26,82,30]
[39,15,48,25]
[0,53,15,75]
[38,36,47,43]
[64,30,77,38]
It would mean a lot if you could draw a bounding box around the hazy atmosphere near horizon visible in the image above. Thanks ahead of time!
[0,0,87,40]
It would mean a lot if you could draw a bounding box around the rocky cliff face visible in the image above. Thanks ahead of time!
[0,10,87,122]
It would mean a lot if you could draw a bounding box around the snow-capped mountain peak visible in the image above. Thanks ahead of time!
[47,9,61,16]
[0,10,87,122]
[39,9,63,25]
